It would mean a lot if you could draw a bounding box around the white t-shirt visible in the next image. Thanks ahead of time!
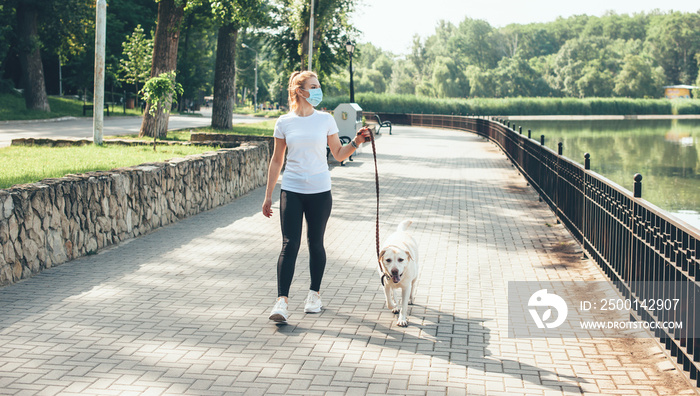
[273,110,339,194]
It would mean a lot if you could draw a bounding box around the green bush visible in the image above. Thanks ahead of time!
[673,99,700,115]
[323,94,692,116]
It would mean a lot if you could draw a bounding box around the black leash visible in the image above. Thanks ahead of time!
[366,127,388,286]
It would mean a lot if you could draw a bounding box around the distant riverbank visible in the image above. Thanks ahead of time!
[505,114,700,121]
[324,94,700,117]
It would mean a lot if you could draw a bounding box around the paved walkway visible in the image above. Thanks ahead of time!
[0,126,696,395]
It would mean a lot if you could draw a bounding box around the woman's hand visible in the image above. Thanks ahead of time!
[355,127,372,144]
[262,197,273,218]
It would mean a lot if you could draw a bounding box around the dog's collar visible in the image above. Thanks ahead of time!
[378,258,392,286]
[380,274,388,286]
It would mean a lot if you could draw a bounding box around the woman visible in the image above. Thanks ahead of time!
[262,70,370,322]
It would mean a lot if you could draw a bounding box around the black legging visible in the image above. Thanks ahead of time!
[277,189,332,297]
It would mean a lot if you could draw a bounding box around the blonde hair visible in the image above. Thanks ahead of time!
[288,70,318,111]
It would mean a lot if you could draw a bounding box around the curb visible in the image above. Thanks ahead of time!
[0,116,78,125]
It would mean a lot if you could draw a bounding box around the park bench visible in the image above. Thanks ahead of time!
[82,102,111,116]
[327,135,353,166]
[374,114,392,135]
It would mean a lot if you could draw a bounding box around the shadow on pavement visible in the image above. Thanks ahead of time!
[275,306,587,392]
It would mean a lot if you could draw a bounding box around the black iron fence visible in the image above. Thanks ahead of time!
[366,112,700,386]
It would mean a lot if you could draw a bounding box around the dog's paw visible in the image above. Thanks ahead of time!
[391,306,400,314]
[396,316,409,327]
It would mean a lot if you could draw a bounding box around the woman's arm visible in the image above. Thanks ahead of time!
[327,128,371,162]
[262,137,287,218]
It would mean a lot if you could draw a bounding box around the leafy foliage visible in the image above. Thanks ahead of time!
[141,72,183,116]
[266,0,358,104]
[330,10,700,101]
[118,25,153,95]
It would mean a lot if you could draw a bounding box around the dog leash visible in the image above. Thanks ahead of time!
[366,126,388,286]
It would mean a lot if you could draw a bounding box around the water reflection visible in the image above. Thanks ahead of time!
[517,119,700,230]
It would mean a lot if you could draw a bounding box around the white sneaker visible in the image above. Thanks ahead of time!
[304,291,323,313]
[269,298,289,322]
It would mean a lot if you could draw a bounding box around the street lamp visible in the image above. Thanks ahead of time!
[241,43,258,110]
[345,40,355,103]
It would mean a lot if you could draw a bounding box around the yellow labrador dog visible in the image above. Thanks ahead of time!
[378,220,419,327]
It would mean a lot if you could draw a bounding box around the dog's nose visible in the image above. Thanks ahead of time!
[391,268,399,275]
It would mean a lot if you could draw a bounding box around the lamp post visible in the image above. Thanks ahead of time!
[308,0,314,70]
[346,40,355,103]
[241,43,258,111]
[93,0,106,145]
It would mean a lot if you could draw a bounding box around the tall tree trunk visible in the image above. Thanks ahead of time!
[211,24,238,130]
[139,0,185,138]
[178,14,193,112]
[16,2,50,112]
[300,30,308,70]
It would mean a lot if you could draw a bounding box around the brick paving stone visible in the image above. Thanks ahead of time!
[0,125,697,395]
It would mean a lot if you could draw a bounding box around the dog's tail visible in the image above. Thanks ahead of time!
[397,219,413,232]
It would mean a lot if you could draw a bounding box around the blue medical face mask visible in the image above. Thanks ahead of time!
[303,88,323,107]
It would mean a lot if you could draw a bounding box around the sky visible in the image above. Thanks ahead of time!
[350,0,700,55]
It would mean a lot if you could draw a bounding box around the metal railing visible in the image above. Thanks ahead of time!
[366,112,700,386]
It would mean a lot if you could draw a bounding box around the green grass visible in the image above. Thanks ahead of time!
[0,93,146,121]
[323,93,700,116]
[106,119,276,142]
[232,105,285,118]
[192,119,275,136]
[0,144,220,189]
[105,129,193,142]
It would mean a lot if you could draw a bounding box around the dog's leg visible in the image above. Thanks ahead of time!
[409,277,418,305]
[397,283,412,327]
[384,283,398,313]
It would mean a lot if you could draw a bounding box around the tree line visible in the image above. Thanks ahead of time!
[347,10,700,99]
[1,3,698,137]
[0,0,356,136]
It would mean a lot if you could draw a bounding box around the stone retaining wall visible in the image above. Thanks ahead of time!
[0,142,270,286]
[189,133,275,157]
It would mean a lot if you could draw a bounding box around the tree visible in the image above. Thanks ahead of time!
[141,71,183,117]
[493,56,549,97]
[431,56,468,98]
[0,6,13,81]
[449,18,500,69]
[696,53,700,92]
[5,0,94,108]
[267,0,357,88]
[15,0,50,111]
[118,25,153,98]
[550,36,622,97]
[177,7,216,111]
[645,12,700,84]
[35,0,158,99]
[576,61,614,97]
[206,0,268,129]
[141,71,183,149]
[139,0,187,138]
[388,60,418,95]
[465,65,497,98]
[363,69,386,93]
[372,54,393,81]
[614,54,664,97]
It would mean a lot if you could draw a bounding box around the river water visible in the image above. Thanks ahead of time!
[514,119,700,231]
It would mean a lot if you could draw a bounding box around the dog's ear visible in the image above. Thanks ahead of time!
[377,249,387,274]
[405,250,412,261]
